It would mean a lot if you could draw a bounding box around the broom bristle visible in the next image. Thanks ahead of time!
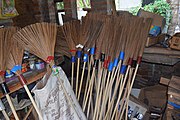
[7,40,24,71]
[55,26,71,57]
[62,21,77,56]
[0,27,18,83]
[83,13,104,51]
[13,23,57,62]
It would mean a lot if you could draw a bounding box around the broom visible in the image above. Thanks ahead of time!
[77,16,93,101]
[83,13,104,116]
[103,15,137,120]
[61,21,77,90]
[68,20,82,97]
[0,99,10,120]
[84,20,104,118]
[92,15,111,120]
[119,18,152,119]
[13,22,86,119]
[0,27,19,120]
[82,14,104,108]
[108,17,152,120]
[98,15,131,120]
[6,40,43,120]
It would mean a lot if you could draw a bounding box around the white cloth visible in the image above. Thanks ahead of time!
[32,67,86,120]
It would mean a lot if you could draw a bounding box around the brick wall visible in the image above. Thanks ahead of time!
[64,0,78,19]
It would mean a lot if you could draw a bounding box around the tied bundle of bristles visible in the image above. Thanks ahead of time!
[62,13,152,120]
[0,27,19,120]
[6,38,43,119]
[13,22,85,119]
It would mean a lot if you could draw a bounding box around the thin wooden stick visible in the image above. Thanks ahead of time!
[2,110,10,120]
[23,105,33,120]
[76,57,80,96]
[0,99,10,120]
[71,62,74,89]
[6,94,19,120]
[78,61,86,100]
[83,55,93,107]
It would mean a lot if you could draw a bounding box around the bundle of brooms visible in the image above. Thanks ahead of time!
[61,13,152,120]
[5,12,152,120]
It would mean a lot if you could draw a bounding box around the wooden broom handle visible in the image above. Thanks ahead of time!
[23,85,43,120]
[2,110,10,120]
[76,58,80,96]
[71,62,74,89]
[78,62,86,100]
[5,94,19,120]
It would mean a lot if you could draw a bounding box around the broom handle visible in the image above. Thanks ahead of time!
[23,85,43,120]
[71,62,74,89]
[106,60,122,117]
[56,74,82,120]
[108,68,115,105]
[93,67,103,120]
[119,64,139,120]
[95,69,107,120]
[83,55,93,106]
[2,110,10,120]
[106,73,122,119]
[119,68,133,120]
[83,67,95,112]
[77,62,86,100]
[99,71,111,120]
[109,65,131,120]
[76,58,80,96]
[5,94,19,120]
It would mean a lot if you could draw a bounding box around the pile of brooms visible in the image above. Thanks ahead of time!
[61,13,152,120]
[0,12,152,120]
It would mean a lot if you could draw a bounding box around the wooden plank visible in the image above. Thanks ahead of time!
[169,76,180,90]
[168,87,180,98]
[142,54,180,65]
[160,77,170,86]
[144,46,180,56]
[0,71,46,98]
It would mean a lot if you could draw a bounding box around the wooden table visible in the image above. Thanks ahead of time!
[0,70,46,98]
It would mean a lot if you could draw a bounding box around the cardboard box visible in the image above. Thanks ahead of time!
[169,33,180,50]
[146,34,166,47]
[138,9,166,47]
[138,9,166,29]
[138,84,167,108]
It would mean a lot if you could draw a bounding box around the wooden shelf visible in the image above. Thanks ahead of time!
[0,70,46,99]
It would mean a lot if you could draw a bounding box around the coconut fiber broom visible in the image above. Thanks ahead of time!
[62,21,78,91]
[13,22,86,120]
[0,27,19,120]
[6,39,43,120]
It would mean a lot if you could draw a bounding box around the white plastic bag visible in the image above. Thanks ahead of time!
[32,67,86,120]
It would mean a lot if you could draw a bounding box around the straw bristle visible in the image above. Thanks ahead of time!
[13,23,57,62]
[0,27,18,70]
[55,26,71,57]
[0,27,18,83]
[62,21,78,56]
[83,13,104,51]
[7,40,24,71]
